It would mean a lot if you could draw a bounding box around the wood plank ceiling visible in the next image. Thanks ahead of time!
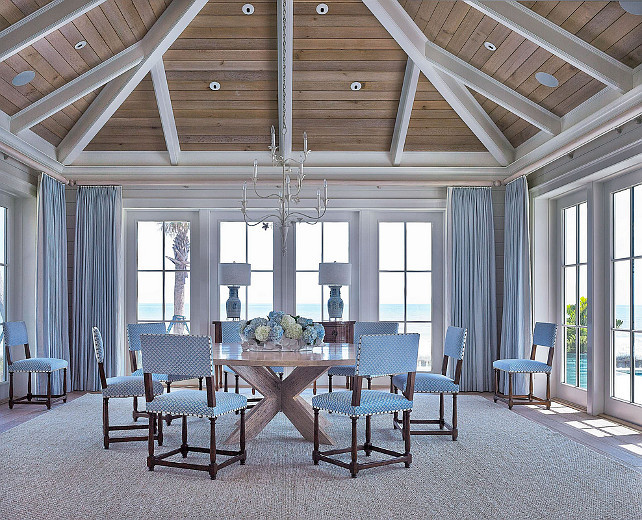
[0,0,640,155]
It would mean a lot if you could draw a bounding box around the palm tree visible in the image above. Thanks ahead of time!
[164,222,190,334]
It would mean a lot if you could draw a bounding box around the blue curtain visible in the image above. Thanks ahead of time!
[36,174,70,394]
[71,186,122,391]
[448,187,497,392]
[500,177,532,394]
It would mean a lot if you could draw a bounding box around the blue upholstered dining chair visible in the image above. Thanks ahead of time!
[493,322,558,410]
[92,327,164,449]
[392,326,467,440]
[139,333,247,480]
[312,333,419,478]
[3,321,68,410]
[326,322,399,392]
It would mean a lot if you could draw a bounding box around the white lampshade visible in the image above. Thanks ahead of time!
[318,262,351,286]
[218,263,251,286]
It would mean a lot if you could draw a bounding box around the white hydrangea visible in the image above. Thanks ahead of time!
[255,325,271,342]
[281,314,296,328]
[284,323,303,340]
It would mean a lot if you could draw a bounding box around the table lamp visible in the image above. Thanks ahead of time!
[218,262,251,320]
[318,262,351,320]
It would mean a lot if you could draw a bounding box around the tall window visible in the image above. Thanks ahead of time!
[295,222,349,321]
[0,207,6,380]
[612,185,641,405]
[219,222,273,320]
[378,222,432,370]
[137,221,191,333]
[562,202,588,389]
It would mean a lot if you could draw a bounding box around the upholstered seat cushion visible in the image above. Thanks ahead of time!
[327,364,357,377]
[8,357,68,373]
[103,376,164,398]
[393,372,459,394]
[146,389,247,418]
[493,359,552,373]
[312,389,413,417]
[131,368,193,383]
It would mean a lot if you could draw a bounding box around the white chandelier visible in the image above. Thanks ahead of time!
[241,126,328,255]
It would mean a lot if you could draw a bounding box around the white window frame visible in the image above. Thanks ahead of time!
[0,192,12,383]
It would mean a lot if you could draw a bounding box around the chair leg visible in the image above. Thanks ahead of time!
[452,393,458,441]
[224,372,229,392]
[403,411,411,468]
[328,374,333,393]
[235,375,240,394]
[529,373,534,400]
[180,415,188,457]
[240,409,246,465]
[508,373,514,410]
[27,371,32,401]
[313,380,317,395]
[367,377,372,390]
[199,377,203,391]
[103,398,110,449]
[546,373,551,410]
[494,368,499,403]
[209,418,218,480]
[8,372,13,409]
[350,417,358,478]
[62,367,67,403]
[279,373,283,381]
[47,372,52,409]
[157,413,163,446]
[166,382,171,392]
[439,393,445,429]
[133,396,139,422]
[313,409,320,465]
[393,385,399,427]
[147,413,155,471]
[389,375,394,393]
[251,386,256,395]
[365,415,372,456]
[164,382,173,425]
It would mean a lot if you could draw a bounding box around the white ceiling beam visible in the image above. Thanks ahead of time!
[391,58,419,166]
[57,0,210,166]
[150,59,180,166]
[362,0,561,135]
[464,0,633,93]
[10,44,144,134]
[0,0,106,63]
[277,0,293,159]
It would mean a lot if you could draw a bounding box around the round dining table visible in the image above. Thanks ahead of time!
[212,342,356,445]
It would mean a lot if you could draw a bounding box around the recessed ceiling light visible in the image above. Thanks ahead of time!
[242,3,254,15]
[12,70,35,86]
[484,41,496,51]
[74,40,87,50]
[350,81,362,91]
[209,81,221,91]
[316,3,329,15]
[535,72,559,88]
[619,1,642,15]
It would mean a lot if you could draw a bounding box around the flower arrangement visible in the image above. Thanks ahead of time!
[239,311,325,351]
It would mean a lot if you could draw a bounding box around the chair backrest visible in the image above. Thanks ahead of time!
[91,326,104,364]
[126,322,167,351]
[140,334,213,378]
[3,321,28,347]
[533,322,558,348]
[444,326,467,360]
[355,333,420,378]
[353,322,399,343]
[221,321,242,343]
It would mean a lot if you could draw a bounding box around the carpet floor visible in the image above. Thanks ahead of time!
[0,392,640,520]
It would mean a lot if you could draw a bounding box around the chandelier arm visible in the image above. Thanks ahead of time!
[242,213,280,226]
[286,207,327,222]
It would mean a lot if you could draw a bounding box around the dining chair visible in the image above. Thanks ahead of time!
[493,322,558,410]
[312,333,419,478]
[140,333,247,479]
[326,322,399,392]
[392,326,467,440]
[3,321,68,410]
[92,327,164,449]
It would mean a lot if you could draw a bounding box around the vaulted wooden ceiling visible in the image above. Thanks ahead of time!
[0,0,640,164]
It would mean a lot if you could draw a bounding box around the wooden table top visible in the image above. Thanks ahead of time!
[211,342,357,367]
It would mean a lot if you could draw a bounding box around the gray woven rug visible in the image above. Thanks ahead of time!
[0,392,639,520]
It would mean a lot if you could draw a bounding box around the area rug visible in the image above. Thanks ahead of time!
[0,393,639,520]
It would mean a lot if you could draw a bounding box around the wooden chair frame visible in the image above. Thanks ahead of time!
[6,339,67,410]
[96,357,162,449]
[313,372,416,478]
[493,342,554,410]
[393,355,462,440]
[144,374,246,480]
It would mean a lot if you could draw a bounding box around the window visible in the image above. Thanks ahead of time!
[0,206,6,380]
[562,202,588,389]
[219,221,273,320]
[378,222,432,370]
[295,222,349,321]
[611,185,641,405]
[137,221,191,333]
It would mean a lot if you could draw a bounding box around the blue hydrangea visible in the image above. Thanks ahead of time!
[302,326,318,345]
[313,323,325,342]
[242,324,256,339]
[297,317,314,328]
[268,311,285,324]
[268,324,284,342]
[250,317,268,328]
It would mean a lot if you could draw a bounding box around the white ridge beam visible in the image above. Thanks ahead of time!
[277,0,293,159]
[0,0,106,63]
[391,58,419,166]
[362,0,561,135]
[11,44,144,134]
[150,59,180,166]
[464,0,633,93]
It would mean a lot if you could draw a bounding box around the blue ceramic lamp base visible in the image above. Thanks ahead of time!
[327,285,344,320]
[226,286,242,319]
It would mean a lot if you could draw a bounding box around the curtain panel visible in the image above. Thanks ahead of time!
[448,187,497,392]
[36,174,70,395]
[500,177,533,395]
[71,186,122,391]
